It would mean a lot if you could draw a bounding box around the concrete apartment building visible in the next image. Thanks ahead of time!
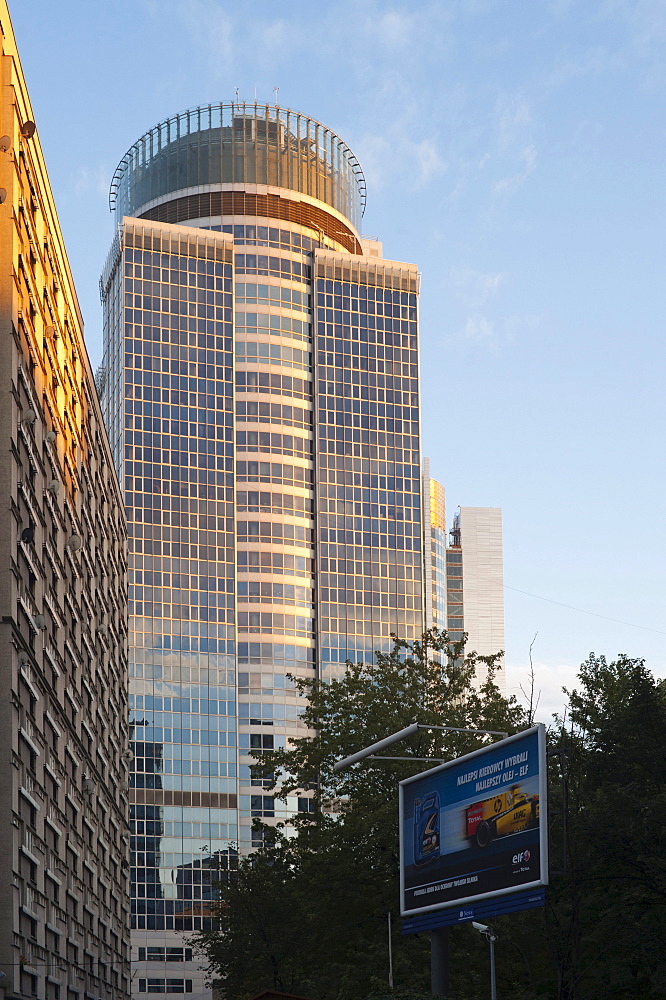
[0,5,130,1000]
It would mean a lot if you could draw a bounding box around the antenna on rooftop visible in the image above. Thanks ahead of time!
[274,86,279,105]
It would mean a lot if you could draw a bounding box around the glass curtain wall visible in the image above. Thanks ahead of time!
[314,254,423,675]
[426,474,447,630]
[101,221,238,945]
[101,103,427,1000]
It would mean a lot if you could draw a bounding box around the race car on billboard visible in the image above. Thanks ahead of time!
[465,784,539,848]
[413,791,441,865]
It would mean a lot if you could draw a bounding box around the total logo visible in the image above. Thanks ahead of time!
[512,849,531,865]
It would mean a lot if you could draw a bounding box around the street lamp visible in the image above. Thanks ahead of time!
[472,922,498,1000]
[332,723,508,772]
[333,724,509,998]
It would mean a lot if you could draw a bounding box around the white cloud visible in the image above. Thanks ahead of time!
[463,314,495,344]
[542,47,611,89]
[375,10,414,48]
[495,94,532,150]
[354,134,391,191]
[450,266,506,306]
[548,0,578,17]
[503,312,541,343]
[451,309,540,352]
[178,0,235,72]
[260,18,289,52]
[414,137,447,185]
[447,269,520,351]
[480,91,539,196]
[73,164,108,198]
[494,142,537,194]
[355,129,446,191]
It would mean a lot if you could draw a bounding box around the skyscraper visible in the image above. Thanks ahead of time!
[422,458,447,632]
[447,506,505,684]
[99,103,503,999]
[422,464,505,689]
[0,4,130,1000]
[99,102,422,999]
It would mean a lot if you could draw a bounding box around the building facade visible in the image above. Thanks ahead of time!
[448,506,505,683]
[99,103,423,999]
[422,458,446,632]
[422,466,505,689]
[0,5,130,1000]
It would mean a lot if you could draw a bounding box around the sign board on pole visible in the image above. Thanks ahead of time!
[399,725,548,917]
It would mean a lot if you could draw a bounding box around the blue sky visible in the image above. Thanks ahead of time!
[10,0,666,719]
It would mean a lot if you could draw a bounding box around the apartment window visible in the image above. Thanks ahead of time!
[46,824,60,854]
[21,971,37,997]
[137,980,193,994]
[45,872,60,904]
[137,948,193,963]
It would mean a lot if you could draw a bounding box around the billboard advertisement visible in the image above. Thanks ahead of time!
[399,725,547,916]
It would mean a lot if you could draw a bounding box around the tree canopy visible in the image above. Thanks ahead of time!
[193,630,523,999]
[192,639,666,1000]
[543,653,666,999]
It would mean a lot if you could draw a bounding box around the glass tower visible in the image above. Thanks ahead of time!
[99,104,424,1000]
[422,458,447,631]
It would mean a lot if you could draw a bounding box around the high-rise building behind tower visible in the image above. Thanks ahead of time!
[422,458,446,631]
[0,4,130,1000]
[447,506,505,688]
[100,103,502,1000]
[423,466,505,691]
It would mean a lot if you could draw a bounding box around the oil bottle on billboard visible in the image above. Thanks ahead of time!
[413,790,441,866]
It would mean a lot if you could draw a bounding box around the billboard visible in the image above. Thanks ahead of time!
[399,725,547,916]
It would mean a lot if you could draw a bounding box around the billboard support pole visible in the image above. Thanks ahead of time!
[430,925,449,996]
[388,912,394,989]
[489,931,497,1000]
[473,923,498,1000]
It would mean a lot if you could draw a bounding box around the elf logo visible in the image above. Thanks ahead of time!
[513,849,531,864]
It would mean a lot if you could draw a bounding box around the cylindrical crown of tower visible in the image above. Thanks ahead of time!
[109,103,366,252]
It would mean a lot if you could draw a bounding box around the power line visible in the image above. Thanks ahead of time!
[505,585,666,637]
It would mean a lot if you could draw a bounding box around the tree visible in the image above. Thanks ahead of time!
[542,653,666,1000]
[192,630,525,1000]
[194,641,666,1000]
[445,652,666,1000]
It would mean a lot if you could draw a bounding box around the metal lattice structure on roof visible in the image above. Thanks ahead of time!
[109,102,366,228]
